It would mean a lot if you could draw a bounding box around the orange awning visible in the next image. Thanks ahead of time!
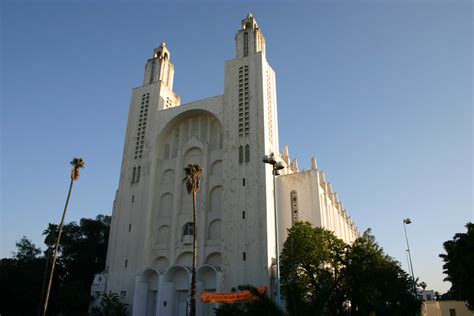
[200,287,267,304]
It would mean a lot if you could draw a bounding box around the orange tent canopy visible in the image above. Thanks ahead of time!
[200,287,267,304]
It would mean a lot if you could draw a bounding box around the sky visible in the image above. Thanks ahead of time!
[1,0,472,294]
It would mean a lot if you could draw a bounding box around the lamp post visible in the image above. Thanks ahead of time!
[262,154,285,307]
[403,218,417,296]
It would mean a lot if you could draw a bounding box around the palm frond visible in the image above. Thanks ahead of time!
[183,164,203,195]
[70,157,85,180]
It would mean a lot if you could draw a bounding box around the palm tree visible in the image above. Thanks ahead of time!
[183,164,203,316]
[38,223,58,315]
[41,158,85,316]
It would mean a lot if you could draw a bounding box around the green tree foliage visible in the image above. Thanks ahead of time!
[214,285,283,316]
[345,229,421,316]
[90,292,129,316]
[45,215,111,315]
[14,236,41,260]
[0,214,110,316]
[1,237,45,316]
[280,222,421,316]
[439,222,474,310]
[280,222,347,315]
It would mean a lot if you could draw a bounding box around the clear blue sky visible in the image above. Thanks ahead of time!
[1,1,472,293]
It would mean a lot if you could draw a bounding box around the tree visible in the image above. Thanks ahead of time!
[183,164,203,316]
[344,229,421,316]
[280,223,421,316]
[0,237,45,316]
[280,222,347,316]
[439,222,474,310]
[1,214,110,316]
[42,157,85,316]
[90,292,129,316]
[14,236,41,260]
[44,215,111,315]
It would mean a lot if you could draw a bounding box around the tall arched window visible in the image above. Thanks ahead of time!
[132,167,136,184]
[183,222,194,237]
[245,144,250,162]
[243,32,249,57]
[239,145,243,163]
[136,166,141,183]
[290,190,299,225]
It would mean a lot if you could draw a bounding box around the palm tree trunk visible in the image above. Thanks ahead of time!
[190,189,197,316]
[38,247,51,316]
[41,178,74,316]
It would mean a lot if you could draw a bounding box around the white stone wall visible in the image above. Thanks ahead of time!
[277,164,359,247]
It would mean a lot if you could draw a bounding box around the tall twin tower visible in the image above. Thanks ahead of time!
[98,14,359,316]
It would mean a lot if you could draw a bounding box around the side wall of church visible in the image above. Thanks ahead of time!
[277,169,359,247]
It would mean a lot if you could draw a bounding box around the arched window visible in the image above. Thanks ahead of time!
[239,145,243,163]
[183,222,194,237]
[163,144,170,159]
[245,144,250,162]
[136,166,141,183]
[290,190,299,225]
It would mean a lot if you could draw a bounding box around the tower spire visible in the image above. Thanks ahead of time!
[143,42,175,89]
[235,13,266,58]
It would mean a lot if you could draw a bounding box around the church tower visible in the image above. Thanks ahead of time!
[104,42,181,307]
[221,12,280,291]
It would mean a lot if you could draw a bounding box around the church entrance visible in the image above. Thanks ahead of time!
[175,290,188,316]
[159,265,191,316]
[197,265,218,316]
[134,269,159,316]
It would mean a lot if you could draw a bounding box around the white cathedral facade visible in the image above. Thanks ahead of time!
[97,14,360,316]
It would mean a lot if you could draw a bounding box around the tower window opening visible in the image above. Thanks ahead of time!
[243,178,246,186]
[243,252,246,261]
[245,144,250,162]
[243,32,249,57]
[239,145,243,163]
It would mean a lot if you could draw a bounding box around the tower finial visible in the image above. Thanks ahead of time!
[247,12,253,18]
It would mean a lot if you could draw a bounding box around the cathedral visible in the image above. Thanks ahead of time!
[94,14,360,316]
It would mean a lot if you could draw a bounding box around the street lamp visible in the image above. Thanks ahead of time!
[403,218,417,296]
[262,154,284,307]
